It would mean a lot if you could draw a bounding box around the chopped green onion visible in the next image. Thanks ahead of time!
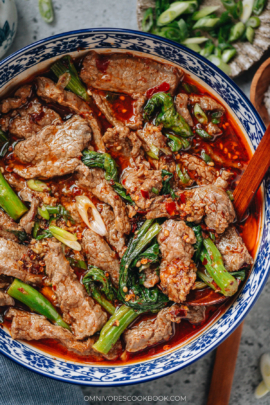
[165,133,182,152]
[157,2,190,26]
[67,257,88,270]
[194,103,208,124]
[181,137,191,149]
[212,111,224,118]
[27,179,50,192]
[192,6,220,20]
[221,0,243,19]
[38,206,50,220]
[152,187,160,195]
[214,46,222,58]
[49,225,77,241]
[196,128,213,140]
[228,22,245,42]
[246,26,255,43]
[182,36,208,44]
[201,150,212,163]
[208,55,231,76]
[200,40,215,57]
[222,48,237,63]
[246,16,261,27]
[185,43,201,52]
[176,164,190,184]
[147,144,160,160]
[252,0,266,15]
[39,0,54,23]
[240,0,254,23]
[193,16,220,30]
[226,190,234,201]
[142,8,154,32]
[182,83,191,93]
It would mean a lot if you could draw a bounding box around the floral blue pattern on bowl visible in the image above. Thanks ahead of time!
[0,0,17,59]
[0,29,267,386]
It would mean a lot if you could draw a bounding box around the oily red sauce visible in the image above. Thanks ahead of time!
[0,58,263,366]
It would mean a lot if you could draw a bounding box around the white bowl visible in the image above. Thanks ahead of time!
[0,28,268,386]
[0,0,17,59]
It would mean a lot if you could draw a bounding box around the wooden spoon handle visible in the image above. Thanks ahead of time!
[233,124,270,220]
[207,322,244,405]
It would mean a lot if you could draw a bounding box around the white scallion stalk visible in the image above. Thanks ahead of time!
[185,43,201,53]
[240,0,255,23]
[255,381,269,399]
[182,37,208,44]
[52,234,81,251]
[75,195,107,236]
[147,144,160,160]
[27,179,50,192]
[254,352,270,398]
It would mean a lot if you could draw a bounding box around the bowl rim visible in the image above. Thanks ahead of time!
[0,27,268,386]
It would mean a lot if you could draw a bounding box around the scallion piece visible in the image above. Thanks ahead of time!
[200,40,215,57]
[185,43,201,53]
[39,0,54,23]
[222,48,237,63]
[157,2,190,26]
[246,16,260,27]
[176,164,190,184]
[194,103,208,124]
[192,6,220,20]
[208,55,231,76]
[240,0,254,23]
[182,36,208,44]
[38,206,50,220]
[195,128,213,140]
[165,133,183,152]
[193,16,220,30]
[27,179,50,192]
[142,8,154,32]
[228,22,245,42]
[201,150,212,163]
[246,26,255,43]
[252,0,267,15]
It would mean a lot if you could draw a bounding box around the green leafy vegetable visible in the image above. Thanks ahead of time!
[51,55,89,101]
[144,92,192,138]
[161,169,176,199]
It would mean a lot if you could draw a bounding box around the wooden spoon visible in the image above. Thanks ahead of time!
[207,124,270,405]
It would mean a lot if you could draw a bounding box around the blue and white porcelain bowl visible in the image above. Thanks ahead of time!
[0,0,17,59]
[0,29,268,386]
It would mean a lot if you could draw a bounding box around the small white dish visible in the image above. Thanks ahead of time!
[0,0,17,59]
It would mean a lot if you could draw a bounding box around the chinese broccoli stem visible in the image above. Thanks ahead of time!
[200,238,238,296]
[92,305,139,354]
[0,172,28,220]
[8,279,70,329]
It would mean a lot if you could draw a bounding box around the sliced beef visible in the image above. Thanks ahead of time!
[130,93,146,130]
[103,126,142,158]
[82,229,120,285]
[0,290,14,306]
[45,241,107,339]
[19,198,39,234]
[158,220,197,303]
[206,122,222,136]
[92,90,123,127]
[1,99,62,139]
[14,115,91,179]
[0,238,42,285]
[121,157,163,209]
[0,209,24,242]
[189,95,225,112]
[124,305,188,352]
[184,305,206,324]
[0,85,32,114]
[136,123,171,156]
[216,227,253,271]
[142,267,159,289]
[146,185,236,234]
[81,52,183,96]
[6,308,120,360]
[179,154,232,188]
[175,93,193,126]
[76,165,131,234]
[99,204,126,257]
[36,76,105,152]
